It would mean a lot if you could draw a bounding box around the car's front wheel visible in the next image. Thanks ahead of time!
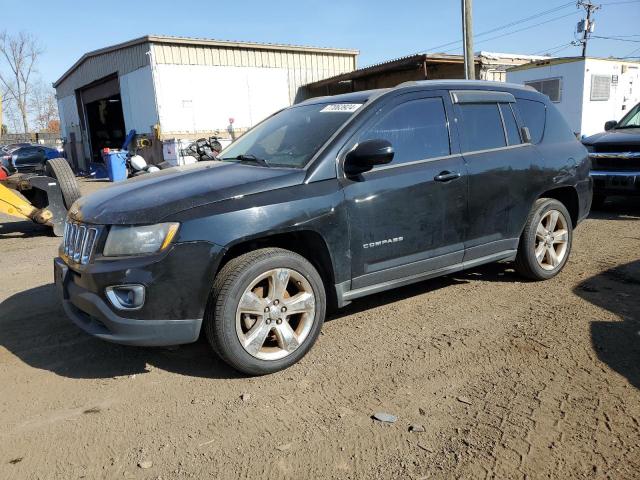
[515,198,573,280]
[204,248,326,375]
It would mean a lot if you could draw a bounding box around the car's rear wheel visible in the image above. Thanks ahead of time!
[204,248,326,375]
[515,198,573,280]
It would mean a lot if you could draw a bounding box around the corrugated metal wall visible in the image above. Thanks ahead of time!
[55,43,151,98]
[151,43,356,103]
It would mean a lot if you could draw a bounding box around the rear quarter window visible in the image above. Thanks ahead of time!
[542,102,577,143]
[458,103,507,152]
[515,99,545,144]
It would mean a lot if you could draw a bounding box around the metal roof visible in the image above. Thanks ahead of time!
[303,53,479,89]
[507,55,640,72]
[53,35,359,88]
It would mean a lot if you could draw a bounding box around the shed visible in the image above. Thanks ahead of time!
[506,57,640,136]
[53,35,358,169]
[302,52,548,99]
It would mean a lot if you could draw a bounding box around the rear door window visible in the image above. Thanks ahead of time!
[515,99,546,144]
[458,103,506,152]
[499,103,521,146]
[359,97,450,165]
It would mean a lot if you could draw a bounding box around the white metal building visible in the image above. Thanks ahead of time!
[507,57,640,137]
[53,35,358,169]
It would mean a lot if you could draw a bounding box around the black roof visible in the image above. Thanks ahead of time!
[298,80,536,107]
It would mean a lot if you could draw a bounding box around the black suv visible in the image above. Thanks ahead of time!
[582,102,640,207]
[55,81,592,375]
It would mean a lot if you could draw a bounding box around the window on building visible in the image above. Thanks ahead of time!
[525,78,561,102]
[515,99,546,144]
[499,103,522,145]
[590,75,611,101]
[359,97,450,165]
[458,103,507,152]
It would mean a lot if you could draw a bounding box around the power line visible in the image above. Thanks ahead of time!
[420,1,575,53]
[532,42,578,56]
[599,0,640,4]
[531,41,574,55]
[591,35,640,43]
[444,11,580,53]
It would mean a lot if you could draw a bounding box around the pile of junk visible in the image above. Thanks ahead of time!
[98,130,228,182]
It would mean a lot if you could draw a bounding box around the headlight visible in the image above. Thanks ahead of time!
[103,222,180,256]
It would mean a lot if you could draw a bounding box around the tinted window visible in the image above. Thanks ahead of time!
[220,102,361,168]
[499,103,521,145]
[458,103,506,152]
[359,97,450,165]
[542,103,577,143]
[516,99,546,144]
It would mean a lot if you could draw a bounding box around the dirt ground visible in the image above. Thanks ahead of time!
[1,180,639,480]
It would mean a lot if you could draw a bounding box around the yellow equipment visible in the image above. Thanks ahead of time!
[0,158,80,236]
[1,181,55,226]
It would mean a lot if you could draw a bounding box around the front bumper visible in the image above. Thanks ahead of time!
[590,170,640,196]
[55,257,202,346]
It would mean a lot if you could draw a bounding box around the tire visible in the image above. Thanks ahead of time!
[204,247,326,375]
[591,193,606,210]
[45,158,81,210]
[515,198,573,281]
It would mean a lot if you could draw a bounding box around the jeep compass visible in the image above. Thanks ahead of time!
[55,81,592,375]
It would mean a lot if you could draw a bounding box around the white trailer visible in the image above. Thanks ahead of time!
[507,57,640,137]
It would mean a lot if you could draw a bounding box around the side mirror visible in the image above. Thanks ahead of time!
[604,120,617,131]
[344,139,394,176]
[520,126,532,143]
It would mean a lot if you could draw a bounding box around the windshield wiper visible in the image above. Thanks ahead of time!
[614,125,640,129]
[219,154,270,167]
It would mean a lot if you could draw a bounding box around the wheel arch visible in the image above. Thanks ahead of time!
[538,186,580,227]
[215,230,338,307]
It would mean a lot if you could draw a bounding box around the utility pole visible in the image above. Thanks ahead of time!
[578,1,600,58]
[462,0,475,79]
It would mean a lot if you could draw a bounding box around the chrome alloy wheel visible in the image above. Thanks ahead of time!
[534,209,569,271]
[235,268,316,360]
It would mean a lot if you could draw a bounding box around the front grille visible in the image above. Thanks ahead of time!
[63,221,100,265]
[591,156,640,171]
[594,144,640,153]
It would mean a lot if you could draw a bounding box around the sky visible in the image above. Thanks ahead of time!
[1,0,639,88]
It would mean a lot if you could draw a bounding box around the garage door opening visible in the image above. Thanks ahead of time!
[85,94,126,162]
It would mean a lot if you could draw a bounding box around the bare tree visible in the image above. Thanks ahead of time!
[0,31,43,134]
[31,79,59,132]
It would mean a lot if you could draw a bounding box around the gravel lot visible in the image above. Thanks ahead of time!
[1,180,639,479]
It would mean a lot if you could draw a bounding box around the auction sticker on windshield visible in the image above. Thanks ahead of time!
[320,104,362,113]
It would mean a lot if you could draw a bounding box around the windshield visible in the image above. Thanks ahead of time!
[617,103,640,129]
[219,102,362,168]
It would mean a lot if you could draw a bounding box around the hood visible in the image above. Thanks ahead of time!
[582,128,640,148]
[71,161,306,225]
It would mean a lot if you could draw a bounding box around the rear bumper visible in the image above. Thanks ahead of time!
[55,256,203,346]
[590,170,640,196]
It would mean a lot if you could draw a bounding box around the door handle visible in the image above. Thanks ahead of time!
[434,171,461,182]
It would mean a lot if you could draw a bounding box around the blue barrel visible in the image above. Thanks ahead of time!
[103,150,128,182]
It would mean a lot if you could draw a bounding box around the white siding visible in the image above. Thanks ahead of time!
[55,43,151,98]
[154,64,290,135]
[507,60,586,134]
[151,44,356,103]
[581,59,640,136]
[57,94,79,138]
[119,66,158,134]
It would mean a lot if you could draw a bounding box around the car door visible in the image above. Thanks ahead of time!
[451,90,539,261]
[13,146,46,171]
[340,91,468,291]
